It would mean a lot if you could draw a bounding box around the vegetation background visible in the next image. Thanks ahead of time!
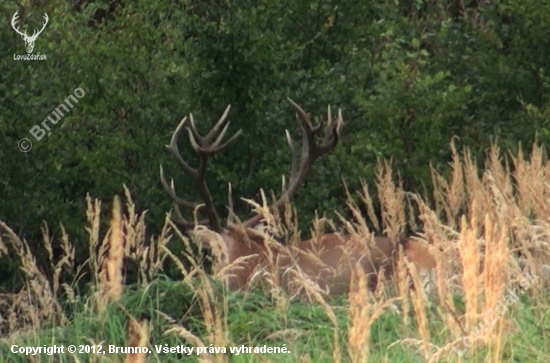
[1,0,550,362]
[2,0,548,292]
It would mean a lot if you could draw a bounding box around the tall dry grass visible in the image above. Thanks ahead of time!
[0,141,548,362]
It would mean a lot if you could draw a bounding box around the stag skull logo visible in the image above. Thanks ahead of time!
[11,11,49,54]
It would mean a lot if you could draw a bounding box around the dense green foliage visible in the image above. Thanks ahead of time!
[1,0,549,291]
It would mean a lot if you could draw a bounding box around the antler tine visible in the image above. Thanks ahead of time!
[285,98,343,192]
[185,114,204,148]
[159,172,209,228]
[162,105,243,233]
[320,106,342,150]
[170,182,210,228]
[227,182,236,224]
[183,107,242,157]
[285,130,299,182]
[166,116,198,178]
[287,98,343,162]
[159,165,199,209]
[204,105,232,144]
[184,106,231,150]
[209,119,244,153]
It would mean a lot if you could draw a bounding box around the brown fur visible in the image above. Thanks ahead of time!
[194,227,436,294]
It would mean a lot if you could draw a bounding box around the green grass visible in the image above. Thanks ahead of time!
[2,276,548,363]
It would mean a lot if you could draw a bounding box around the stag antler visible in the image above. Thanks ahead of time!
[160,105,242,232]
[161,99,343,232]
[241,98,343,227]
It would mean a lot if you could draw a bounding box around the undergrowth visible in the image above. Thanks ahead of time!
[1,141,549,362]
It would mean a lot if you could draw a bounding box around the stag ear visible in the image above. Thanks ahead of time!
[188,227,225,250]
[188,227,230,263]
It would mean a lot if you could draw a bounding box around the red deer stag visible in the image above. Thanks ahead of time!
[160,99,435,294]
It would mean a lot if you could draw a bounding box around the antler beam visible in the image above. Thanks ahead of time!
[242,98,343,227]
[160,105,242,232]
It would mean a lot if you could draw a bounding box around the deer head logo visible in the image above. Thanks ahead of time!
[11,11,49,54]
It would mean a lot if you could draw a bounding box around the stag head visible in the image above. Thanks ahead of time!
[11,11,49,53]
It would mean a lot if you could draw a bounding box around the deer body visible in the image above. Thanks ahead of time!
[193,227,435,294]
[161,99,435,295]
